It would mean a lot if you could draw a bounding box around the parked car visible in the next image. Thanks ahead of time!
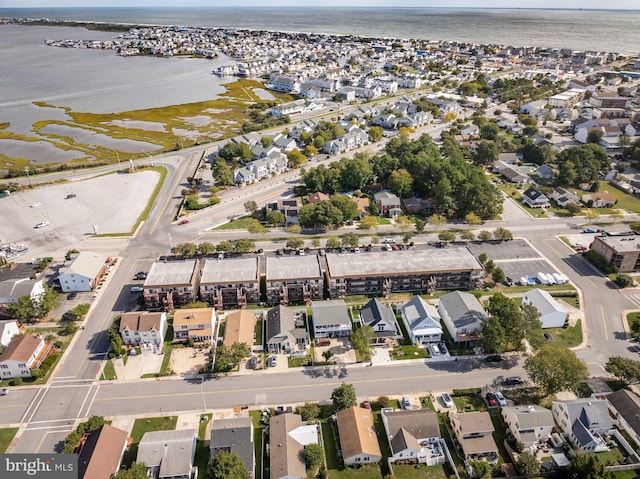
[402,396,413,410]
[67,292,77,300]
[0,388,7,396]
[178,219,189,225]
[34,221,49,228]
[582,227,597,233]
[383,238,395,244]
[384,244,393,251]
[362,400,372,410]
[391,244,400,251]
[486,354,502,362]
[352,247,360,253]
[504,277,514,286]
[268,356,277,368]
[441,392,453,408]
[504,376,525,386]
[131,286,144,293]
[135,272,147,280]
[486,392,497,407]
[30,202,41,207]
[544,331,554,342]
[439,342,448,355]
[248,356,257,369]
[429,344,441,356]
[494,391,507,407]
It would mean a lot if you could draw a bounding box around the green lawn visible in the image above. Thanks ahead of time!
[488,408,509,466]
[391,464,451,479]
[546,320,583,348]
[255,319,263,346]
[627,312,640,336]
[327,464,383,479]
[451,395,487,413]
[122,416,178,468]
[391,344,429,360]
[249,411,266,479]
[594,181,640,214]
[0,428,18,452]
[101,359,117,380]
[557,296,580,309]
[213,216,254,230]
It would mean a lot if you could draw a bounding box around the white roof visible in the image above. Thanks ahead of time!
[523,289,565,316]
[61,252,106,279]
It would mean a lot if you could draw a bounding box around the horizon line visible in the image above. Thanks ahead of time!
[1,6,639,11]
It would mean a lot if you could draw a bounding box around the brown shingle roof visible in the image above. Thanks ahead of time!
[269,413,306,479]
[77,424,129,479]
[336,406,382,461]
[0,335,43,363]
[119,311,164,333]
[223,310,256,347]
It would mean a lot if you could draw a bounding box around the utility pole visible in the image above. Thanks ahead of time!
[24,166,31,187]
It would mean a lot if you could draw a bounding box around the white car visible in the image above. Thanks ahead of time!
[402,396,413,410]
[494,391,507,407]
[441,392,453,408]
[0,388,7,396]
[30,202,41,207]
[34,221,49,228]
[130,286,144,293]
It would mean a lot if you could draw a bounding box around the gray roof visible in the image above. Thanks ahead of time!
[144,260,198,287]
[266,255,322,281]
[269,413,305,479]
[201,257,259,284]
[384,410,440,455]
[401,296,442,332]
[0,278,39,301]
[503,405,554,430]
[265,305,297,345]
[607,389,640,435]
[326,248,483,279]
[523,289,564,316]
[210,417,254,475]
[439,291,486,327]
[311,300,351,328]
[61,252,106,279]
[137,429,196,479]
[360,298,396,329]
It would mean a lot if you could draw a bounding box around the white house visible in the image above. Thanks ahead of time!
[0,319,20,347]
[521,187,550,209]
[381,409,444,466]
[311,300,352,338]
[119,311,167,349]
[58,252,108,292]
[438,291,486,344]
[0,278,45,305]
[552,399,612,453]
[0,334,50,379]
[400,296,442,345]
[359,298,400,344]
[521,289,567,328]
[502,405,555,449]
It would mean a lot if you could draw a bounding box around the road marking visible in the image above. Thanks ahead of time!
[27,425,74,433]
[77,385,96,418]
[149,155,193,236]
[28,418,77,425]
[601,305,609,341]
[81,385,100,418]
[626,294,640,308]
[21,387,47,424]
[0,403,29,410]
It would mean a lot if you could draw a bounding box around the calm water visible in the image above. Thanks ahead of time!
[1,7,639,165]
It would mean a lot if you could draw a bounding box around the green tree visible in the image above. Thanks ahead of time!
[464,212,482,229]
[493,227,513,241]
[244,200,258,215]
[216,240,234,253]
[286,238,305,250]
[206,451,249,479]
[610,209,624,224]
[491,267,505,284]
[285,225,302,234]
[359,215,378,231]
[260,136,272,148]
[198,242,216,256]
[567,454,613,479]
[287,149,307,168]
[438,230,456,242]
[395,215,413,232]
[478,230,492,241]
[481,316,508,354]
[479,122,499,140]
[296,402,320,421]
[368,126,383,142]
[246,219,265,235]
[428,214,447,231]
[111,463,149,479]
[415,218,426,233]
[349,325,375,362]
[331,383,357,411]
[565,203,582,216]
[388,168,414,198]
[585,209,600,224]
[67,303,90,320]
[517,452,541,475]
[339,155,373,191]
[212,157,233,186]
[326,237,341,249]
[587,129,604,144]
[266,210,286,227]
[7,295,37,323]
[330,194,358,222]
[615,273,634,288]
[304,443,324,470]
[522,303,545,350]
[233,239,255,253]
[298,201,344,228]
[524,344,589,395]
[341,234,359,248]
[605,356,640,386]
[488,293,525,350]
[630,221,640,233]
[473,141,499,166]
[470,459,493,478]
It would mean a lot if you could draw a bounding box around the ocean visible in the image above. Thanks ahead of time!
[0,7,638,166]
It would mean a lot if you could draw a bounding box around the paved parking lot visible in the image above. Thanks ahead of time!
[113,353,163,380]
[170,347,209,376]
[0,170,159,257]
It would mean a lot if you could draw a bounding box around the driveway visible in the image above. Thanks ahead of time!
[313,338,357,364]
[113,353,163,380]
[170,347,209,376]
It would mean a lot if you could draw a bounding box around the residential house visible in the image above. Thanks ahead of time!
[269,413,318,479]
[521,289,567,329]
[591,234,640,273]
[402,197,434,215]
[119,311,167,349]
[173,308,217,344]
[268,75,301,94]
[336,87,356,102]
[270,198,300,226]
[311,299,352,339]
[307,191,330,204]
[58,252,108,292]
[549,187,580,208]
[502,405,555,449]
[200,257,260,309]
[520,99,548,117]
[143,259,201,310]
[233,166,256,186]
[77,425,129,479]
[607,389,640,449]
[581,192,616,208]
[210,418,254,479]
[381,409,444,465]
[400,296,442,345]
[137,429,198,479]
[0,278,45,306]
[326,249,485,298]
[265,255,323,305]
[536,164,554,180]
[497,153,521,165]
[498,164,530,185]
[265,305,309,354]
[397,111,433,128]
[336,406,382,465]
[374,190,402,217]
[522,187,550,209]
[359,298,400,345]
[460,124,480,137]
[552,399,612,452]
[0,334,51,379]
[0,319,20,347]
[449,411,499,462]
[373,113,398,130]
[353,197,371,219]
[438,291,486,344]
[223,310,256,348]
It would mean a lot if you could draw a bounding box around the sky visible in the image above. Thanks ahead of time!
[0,1,638,9]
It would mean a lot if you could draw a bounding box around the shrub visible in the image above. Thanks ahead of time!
[615,273,634,288]
[10,377,23,386]
[378,396,391,408]
[452,387,482,396]
[31,369,45,379]
[584,250,618,274]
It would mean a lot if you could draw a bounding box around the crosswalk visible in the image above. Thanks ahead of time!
[624,294,640,308]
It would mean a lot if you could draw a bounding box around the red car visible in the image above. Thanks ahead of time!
[486,392,497,407]
[178,219,189,225]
